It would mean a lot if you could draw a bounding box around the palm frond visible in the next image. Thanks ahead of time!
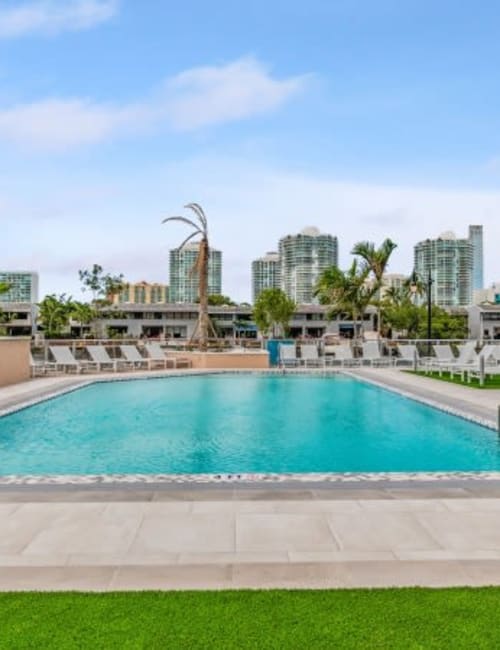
[178,230,202,250]
[162,215,200,230]
[185,203,208,231]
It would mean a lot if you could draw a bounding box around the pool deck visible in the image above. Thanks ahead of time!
[2,368,500,590]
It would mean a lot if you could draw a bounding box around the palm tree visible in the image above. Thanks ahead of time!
[162,203,216,351]
[315,261,375,338]
[351,238,397,335]
[70,301,96,338]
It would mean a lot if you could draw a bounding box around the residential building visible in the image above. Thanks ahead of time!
[98,303,376,340]
[251,252,281,303]
[473,282,500,305]
[169,243,222,303]
[0,271,39,303]
[112,282,169,305]
[379,273,408,300]
[468,225,484,292]
[468,304,500,340]
[413,231,473,308]
[279,227,338,304]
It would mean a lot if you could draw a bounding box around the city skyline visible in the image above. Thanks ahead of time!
[1,1,500,301]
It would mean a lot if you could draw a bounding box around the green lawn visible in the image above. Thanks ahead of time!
[2,589,500,649]
[408,370,500,389]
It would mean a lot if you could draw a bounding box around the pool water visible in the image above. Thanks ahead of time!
[0,375,498,475]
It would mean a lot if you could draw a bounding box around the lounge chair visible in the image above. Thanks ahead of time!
[279,343,298,367]
[119,345,151,370]
[325,344,360,367]
[300,344,323,367]
[431,341,477,375]
[395,344,419,367]
[361,341,392,367]
[30,353,53,377]
[144,342,190,369]
[450,344,498,381]
[48,346,93,374]
[86,345,132,372]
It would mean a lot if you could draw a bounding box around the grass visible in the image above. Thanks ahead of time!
[407,370,500,389]
[2,589,500,649]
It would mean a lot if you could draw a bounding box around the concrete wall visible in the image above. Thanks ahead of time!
[177,350,269,370]
[0,337,30,387]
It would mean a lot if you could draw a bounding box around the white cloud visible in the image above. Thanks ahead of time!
[0,0,118,38]
[0,58,307,151]
[165,58,306,130]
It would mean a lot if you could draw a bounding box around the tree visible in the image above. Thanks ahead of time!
[78,264,124,304]
[351,238,397,335]
[37,294,74,338]
[163,203,216,351]
[207,294,236,306]
[70,301,96,337]
[315,261,375,338]
[253,288,296,338]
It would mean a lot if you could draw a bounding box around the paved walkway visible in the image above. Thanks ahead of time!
[3,491,500,590]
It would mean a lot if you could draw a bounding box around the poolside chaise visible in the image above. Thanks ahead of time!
[299,344,324,367]
[48,346,94,374]
[86,345,133,372]
[450,344,500,381]
[395,344,419,367]
[429,341,477,375]
[279,343,299,367]
[325,344,360,367]
[361,341,392,367]
[144,342,192,369]
[119,345,151,370]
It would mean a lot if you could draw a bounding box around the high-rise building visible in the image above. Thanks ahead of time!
[112,282,169,305]
[379,273,408,300]
[169,242,222,303]
[251,252,281,303]
[0,271,39,303]
[468,225,484,291]
[413,231,473,307]
[279,227,338,304]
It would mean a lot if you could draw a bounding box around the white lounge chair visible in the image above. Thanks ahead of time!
[279,344,298,367]
[451,344,498,381]
[86,345,132,372]
[325,344,360,367]
[361,341,392,367]
[395,344,419,367]
[432,341,477,375]
[144,342,189,369]
[48,346,92,374]
[300,344,323,367]
[30,353,53,377]
[119,345,151,370]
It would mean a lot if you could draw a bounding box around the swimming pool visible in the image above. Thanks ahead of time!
[0,374,498,476]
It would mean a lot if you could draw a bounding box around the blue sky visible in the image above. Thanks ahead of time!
[1,0,500,301]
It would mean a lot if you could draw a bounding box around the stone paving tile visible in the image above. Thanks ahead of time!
[111,564,232,590]
[416,512,500,550]
[311,488,395,500]
[328,512,442,552]
[442,498,500,511]
[0,567,115,591]
[236,514,338,552]
[340,560,472,588]
[67,552,179,566]
[358,499,449,512]
[288,551,396,563]
[178,552,289,565]
[386,487,473,500]
[231,562,350,588]
[233,489,316,501]
[395,550,500,561]
[128,514,235,554]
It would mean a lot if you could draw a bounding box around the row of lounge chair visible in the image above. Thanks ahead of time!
[31,342,192,376]
[278,341,500,375]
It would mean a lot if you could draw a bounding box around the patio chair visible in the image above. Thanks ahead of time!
[30,352,53,377]
[451,344,498,381]
[299,344,323,367]
[48,346,93,374]
[119,345,151,370]
[279,343,298,367]
[86,345,132,372]
[361,341,392,367]
[144,342,191,369]
[395,344,419,367]
[432,341,477,375]
[325,344,360,367]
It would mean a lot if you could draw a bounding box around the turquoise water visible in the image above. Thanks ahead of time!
[0,375,498,475]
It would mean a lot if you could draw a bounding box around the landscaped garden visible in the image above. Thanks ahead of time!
[2,588,500,649]
[409,370,500,389]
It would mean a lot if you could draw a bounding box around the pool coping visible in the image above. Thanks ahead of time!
[1,368,499,487]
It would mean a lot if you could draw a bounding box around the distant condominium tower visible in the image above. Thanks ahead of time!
[0,271,39,303]
[413,231,473,307]
[468,225,484,291]
[279,227,338,304]
[112,282,169,305]
[252,252,281,303]
[169,242,222,303]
